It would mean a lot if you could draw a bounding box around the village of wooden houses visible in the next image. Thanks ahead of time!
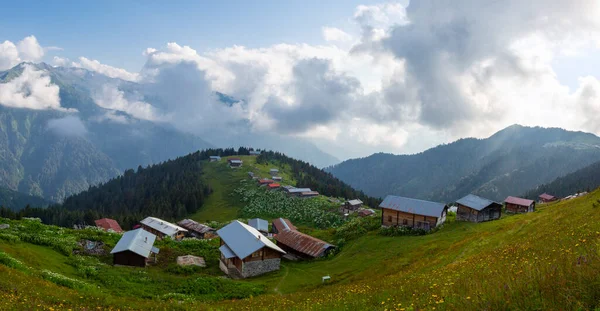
[79,154,560,277]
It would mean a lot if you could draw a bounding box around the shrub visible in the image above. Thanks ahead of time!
[0,232,20,243]
[41,270,89,289]
[378,226,428,237]
[166,264,203,275]
[0,251,28,271]
[335,216,381,241]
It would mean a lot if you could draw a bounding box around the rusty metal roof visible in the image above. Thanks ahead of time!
[504,196,535,207]
[272,218,297,232]
[275,229,334,258]
[267,183,281,188]
[177,219,215,234]
[258,178,274,184]
[95,218,123,233]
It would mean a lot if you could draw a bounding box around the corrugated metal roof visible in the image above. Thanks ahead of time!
[177,219,215,234]
[209,156,221,160]
[229,160,243,164]
[110,229,157,258]
[140,217,188,237]
[217,220,285,259]
[219,244,236,259]
[456,194,500,211]
[248,218,269,232]
[258,178,274,184]
[95,218,123,233]
[347,199,363,206]
[273,176,283,181]
[285,187,312,193]
[301,191,319,196]
[504,196,534,207]
[539,193,556,200]
[270,168,279,172]
[267,183,281,188]
[275,229,334,258]
[272,218,297,232]
[379,195,447,218]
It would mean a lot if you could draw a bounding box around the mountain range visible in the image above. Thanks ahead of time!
[0,63,338,203]
[327,125,600,202]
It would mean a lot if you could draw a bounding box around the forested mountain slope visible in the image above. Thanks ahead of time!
[328,125,600,201]
[523,159,600,199]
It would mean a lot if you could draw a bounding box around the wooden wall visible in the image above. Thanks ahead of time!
[113,251,146,267]
[457,204,501,222]
[244,247,282,262]
[381,208,438,230]
[506,203,534,214]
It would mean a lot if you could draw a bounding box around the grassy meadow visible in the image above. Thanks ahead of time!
[0,156,599,310]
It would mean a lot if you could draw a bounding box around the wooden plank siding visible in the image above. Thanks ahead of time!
[381,208,438,230]
[243,247,282,262]
[505,202,534,214]
[456,204,502,222]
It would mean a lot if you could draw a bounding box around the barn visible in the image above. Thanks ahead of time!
[110,229,159,267]
[456,194,502,222]
[379,195,448,231]
[139,217,188,240]
[342,199,363,214]
[217,221,285,278]
[504,196,536,214]
[539,193,558,203]
[177,219,217,239]
[228,158,243,168]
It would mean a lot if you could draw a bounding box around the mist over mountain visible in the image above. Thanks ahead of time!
[0,62,338,201]
[327,125,600,202]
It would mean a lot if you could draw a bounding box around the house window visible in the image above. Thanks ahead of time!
[403,219,408,225]
[252,250,263,258]
[387,215,392,222]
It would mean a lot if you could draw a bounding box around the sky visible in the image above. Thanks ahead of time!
[1,0,600,161]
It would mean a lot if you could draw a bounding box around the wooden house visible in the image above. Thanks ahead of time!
[504,196,535,213]
[267,183,281,190]
[257,178,274,186]
[342,199,363,214]
[248,218,269,234]
[228,158,243,168]
[455,194,502,222]
[249,150,261,156]
[300,191,319,198]
[139,217,188,240]
[273,176,283,182]
[379,195,448,231]
[209,156,221,162]
[274,227,335,259]
[177,219,217,239]
[217,221,285,278]
[358,209,375,217]
[539,193,558,203]
[110,229,159,267]
[95,218,123,233]
[271,218,297,234]
[284,187,312,196]
[269,169,279,177]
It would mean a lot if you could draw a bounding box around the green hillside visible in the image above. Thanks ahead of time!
[1,188,599,310]
[0,187,50,211]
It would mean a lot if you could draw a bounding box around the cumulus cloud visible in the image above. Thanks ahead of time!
[0,64,67,111]
[93,85,163,121]
[0,35,46,70]
[47,115,87,137]
[72,57,139,82]
[21,1,600,160]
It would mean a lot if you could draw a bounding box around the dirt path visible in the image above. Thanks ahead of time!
[274,265,289,294]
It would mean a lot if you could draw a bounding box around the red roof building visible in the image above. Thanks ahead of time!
[274,229,335,258]
[539,193,557,203]
[267,183,281,189]
[271,218,297,234]
[504,196,535,214]
[257,178,274,185]
[95,218,123,233]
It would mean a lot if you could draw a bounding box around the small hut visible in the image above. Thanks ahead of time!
[111,229,159,267]
[456,194,502,222]
[504,196,535,214]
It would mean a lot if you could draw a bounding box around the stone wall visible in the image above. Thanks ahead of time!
[241,258,281,278]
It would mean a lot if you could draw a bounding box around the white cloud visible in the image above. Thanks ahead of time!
[52,56,70,67]
[322,27,353,42]
[17,36,44,61]
[0,64,68,111]
[0,40,20,70]
[93,85,163,121]
[72,57,139,82]
[47,115,87,137]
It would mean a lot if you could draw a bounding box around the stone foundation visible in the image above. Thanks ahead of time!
[241,258,281,278]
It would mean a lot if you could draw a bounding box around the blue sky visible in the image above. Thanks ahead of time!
[1,0,381,71]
